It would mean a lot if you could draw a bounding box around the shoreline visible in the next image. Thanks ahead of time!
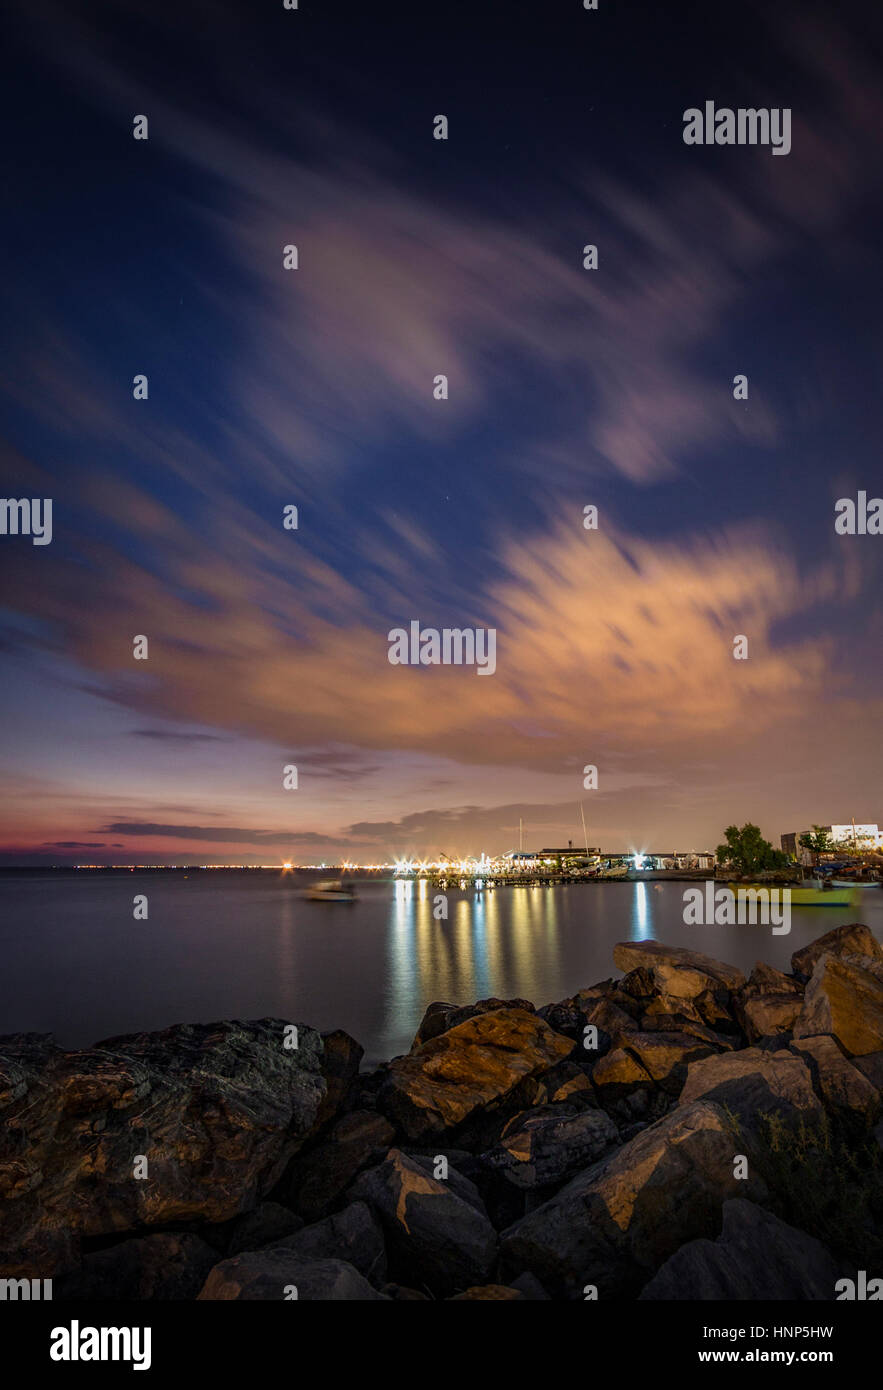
[2,921,881,1300]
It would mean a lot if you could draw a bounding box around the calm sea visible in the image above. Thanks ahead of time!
[1,872,880,1066]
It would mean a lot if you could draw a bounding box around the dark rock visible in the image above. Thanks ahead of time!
[281,1109,395,1222]
[56,1232,217,1300]
[500,1099,768,1298]
[789,1035,880,1125]
[271,1200,386,1285]
[350,1148,497,1296]
[316,1030,363,1127]
[226,1201,303,1256]
[639,1198,842,1300]
[198,1253,388,1300]
[0,1019,326,1277]
[483,1105,619,1190]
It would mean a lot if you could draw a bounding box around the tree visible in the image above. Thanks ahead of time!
[716,823,787,875]
[799,825,832,866]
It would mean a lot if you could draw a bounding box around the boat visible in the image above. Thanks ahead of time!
[831,879,881,889]
[305,879,357,902]
[729,882,859,907]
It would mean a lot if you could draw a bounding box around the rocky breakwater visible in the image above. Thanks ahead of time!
[2,924,882,1300]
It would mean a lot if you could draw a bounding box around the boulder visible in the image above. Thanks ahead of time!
[613,941,745,1000]
[732,962,805,1045]
[315,1030,363,1128]
[56,1232,218,1301]
[350,1148,497,1296]
[197,1254,387,1300]
[599,1031,721,1098]
[794,953,883,1056]
[638,1198,842,1300]
[789,1036,880,1124]
[378,1008,573,1142]
[483,1105,619,1190]
[412,998,535,1050]
[791,924,883,981]
[0,1020,327,1277]
[500,1100,768,1298]
[282,1109,395,1222]
[271,1200,386,1285]
[225,1201,303,1255]
[678,1047,822,1131]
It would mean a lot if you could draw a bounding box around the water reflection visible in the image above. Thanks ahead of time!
[631,882,655,939]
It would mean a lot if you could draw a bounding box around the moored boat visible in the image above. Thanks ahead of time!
[728,882,859,907]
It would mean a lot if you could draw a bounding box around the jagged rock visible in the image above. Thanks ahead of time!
[791,924,883,981]
[412,998,535,1050]
[794,953,883,1056]
[679,1047,822,1129]
[483,1105,619,1190]
[383,1282,430,1299]
[378,1008,573,1141]
[854,1051,883,1092]
[449,1284,524,1299]
[732,962,804,1043]
[350,1148,497,1296]
[270,1201,386,1285]
[613,940,745,1000]
[500,1099,768,1298]
[597,1030,721,1098]
[0,1020,327,1277]
[789,1036,880,1124]
[591,1046,655,1100]
[56,1232,218,1300]
[398,1150,488,1214]
[226,1202,303,1255]
[638,1199,842,1300]
[315,1030,363,1127]
[198,1253,388,1300]
[282,1109,395,1222]
[583,997,638,1055]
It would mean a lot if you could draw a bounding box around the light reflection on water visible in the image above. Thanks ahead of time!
[0,874,881,1066]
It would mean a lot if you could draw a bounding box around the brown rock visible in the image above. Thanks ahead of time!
[283,1109,395,1222]
[613,940,745,1000]
[679,1047,822,1129]
[449,1285,524,1299]
[794,953,883,1056]
[412,997,535,1050]
[378,1008,573,1141]
[791,924,883,981]
[789,1035,881,1123]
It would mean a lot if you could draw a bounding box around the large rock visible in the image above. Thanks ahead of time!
[0,1020,327,1276]
[732,963,804,1043]
[483,1105,619,1190]
[350,1148,497,1296]
[500,1100,768,1298]
[794,953,883,1056]
[678,1047,822,1130]
[413,997,535,1049]
[314,1030,363,1128]
[791,924,883,981]
[271,1200,386,1285]
[789,1035,880,1124]
[377,1008,573,1142]
[56,1232,218,1301]
[594,1031,721,1099]
[639,1199,842,1300]
[282,1109,395,1222]
[197,1254,387,1300]
[225,1201,303,1255]
[613,941,745,1000]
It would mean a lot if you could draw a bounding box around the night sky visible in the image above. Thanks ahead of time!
[1,0,882,866]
